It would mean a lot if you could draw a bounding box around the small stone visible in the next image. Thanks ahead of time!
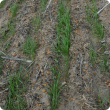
[62,82,66,86]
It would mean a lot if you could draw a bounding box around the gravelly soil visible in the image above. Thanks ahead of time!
[0,0,110,110]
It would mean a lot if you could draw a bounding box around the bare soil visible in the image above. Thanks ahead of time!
[0,0,110,110]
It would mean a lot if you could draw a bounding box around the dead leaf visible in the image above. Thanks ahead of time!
[87,89,90,92]
[70,98,73,101]
[42,89,46,92]
[107,83,110,87]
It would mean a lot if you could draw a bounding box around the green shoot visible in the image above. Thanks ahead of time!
[5,70,27,110]
[10,3,19,19]
[19,36,38,60]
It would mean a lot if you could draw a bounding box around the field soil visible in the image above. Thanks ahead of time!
[0,0,110,110]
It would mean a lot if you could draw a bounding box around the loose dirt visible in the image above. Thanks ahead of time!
[0,0,110,110]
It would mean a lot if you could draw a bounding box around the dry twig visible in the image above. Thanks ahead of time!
[0,51,7,56]
[43,0,52,16]
[0,88,8,94]
[97,2,110,15]
[80,53,83,76]
[1,56,32,63]
[36,63,47,79]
